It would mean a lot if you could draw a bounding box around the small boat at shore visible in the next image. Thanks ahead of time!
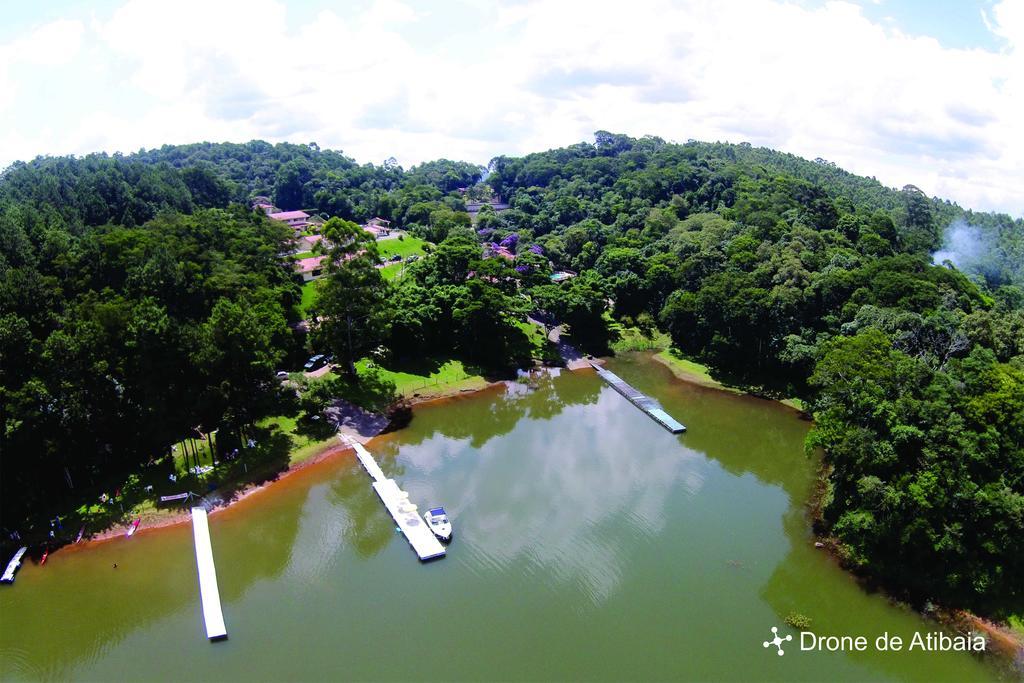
[423,507,452,543]
[40,548,49,565]
[1,547,28,583]
[75,526,85,543]
[125,519,141,538]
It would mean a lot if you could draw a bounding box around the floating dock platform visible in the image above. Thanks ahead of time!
[190,507,228,640]
[1,547,28,584]
[591,363,687,433]
[340,435,446,561]
[372,479,447,561]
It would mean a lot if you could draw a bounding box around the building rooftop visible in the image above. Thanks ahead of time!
[269,210,311,221]
[295,255,326,273]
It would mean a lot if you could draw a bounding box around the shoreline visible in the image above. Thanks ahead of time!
[651,347,1023,662]
[39,355,1024,666]
[66,377,510,551]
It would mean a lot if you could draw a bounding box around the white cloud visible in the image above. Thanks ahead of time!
[0,18,84,112]
[0,0,1021,215]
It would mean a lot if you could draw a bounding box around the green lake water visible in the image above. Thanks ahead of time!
[0,354,1004,681]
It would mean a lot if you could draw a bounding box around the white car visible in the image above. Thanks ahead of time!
[423,507,452,543]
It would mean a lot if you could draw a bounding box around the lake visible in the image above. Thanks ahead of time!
[0,354,1003,681]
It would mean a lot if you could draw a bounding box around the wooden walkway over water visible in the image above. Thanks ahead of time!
[191,507,228,640]
[590,363,686,433]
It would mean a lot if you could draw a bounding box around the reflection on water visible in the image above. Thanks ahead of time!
[0,354,1004,682]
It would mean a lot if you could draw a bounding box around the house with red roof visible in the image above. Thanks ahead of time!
[361,217,391,238]
[295,255,327,282]
[484,243,515,260]
[269,209,324,236]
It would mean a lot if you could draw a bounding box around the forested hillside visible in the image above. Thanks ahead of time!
[1,134,1021,618]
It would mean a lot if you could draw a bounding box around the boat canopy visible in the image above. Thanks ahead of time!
[428,507,446,516]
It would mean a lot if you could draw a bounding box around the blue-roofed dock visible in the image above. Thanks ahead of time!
[590,362,687,433]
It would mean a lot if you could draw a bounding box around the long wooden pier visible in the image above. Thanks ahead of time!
[591,362,687,433]
[340,435,446,561]
[190,507,228,640]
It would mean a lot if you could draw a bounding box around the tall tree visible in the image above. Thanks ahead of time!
[312,218,391,376]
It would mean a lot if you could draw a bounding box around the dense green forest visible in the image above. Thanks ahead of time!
[1,135,1021,619]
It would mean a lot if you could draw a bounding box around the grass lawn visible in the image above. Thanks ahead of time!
[355,358,488,398]
[376,235,428,260]
[380,262,406,281]
[256,413,336,467]
[300,279,320,317]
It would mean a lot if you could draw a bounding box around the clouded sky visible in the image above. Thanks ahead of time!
[1,0,1021,215]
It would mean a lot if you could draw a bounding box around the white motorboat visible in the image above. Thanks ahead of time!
[423,507,452,543]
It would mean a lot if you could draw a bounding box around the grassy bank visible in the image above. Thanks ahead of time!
[355,358,489,398]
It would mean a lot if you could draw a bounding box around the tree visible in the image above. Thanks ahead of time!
[194,296,288,433]
[312,218,391,376]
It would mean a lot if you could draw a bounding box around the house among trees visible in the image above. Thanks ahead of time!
[251,196,279,214]
[298,234,323,251]
[465,198,510,217]
[362,217,391,238]
[483,243,515,260]
[269,210,325,236]
[295,255,326,282]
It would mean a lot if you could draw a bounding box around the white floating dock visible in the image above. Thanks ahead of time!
[340,434,446,561]
[190,508,228,640]
[371,479,447,561]
[345,437,387,483]
[1,547,28,584]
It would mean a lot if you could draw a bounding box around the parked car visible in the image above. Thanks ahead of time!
[276,370,289,379]
[304,354,327,372]
[406,255,419,262]
[390,254,402,262]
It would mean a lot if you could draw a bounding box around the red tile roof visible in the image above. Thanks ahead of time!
[295,255,326,273]
[269,210,310,221]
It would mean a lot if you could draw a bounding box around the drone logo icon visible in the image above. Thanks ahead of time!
[763,626,793,656]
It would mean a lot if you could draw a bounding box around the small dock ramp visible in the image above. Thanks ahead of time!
[1,547,28,584]
[190,507,227,640]
[591,363,686,433]
[341,435,387,482]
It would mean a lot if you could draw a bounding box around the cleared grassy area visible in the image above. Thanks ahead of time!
[355,358,488,398]
[256,413,336,467]
[380,262,406,281]
[300,279,320,317]
[376,235,428,260]
[654,350,722,386]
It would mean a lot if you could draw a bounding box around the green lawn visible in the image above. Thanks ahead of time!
[376,235,428,260]
[300,279,320,317]
[355,358,487,397]
[380,262,406,281]
[256,413,336,466]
